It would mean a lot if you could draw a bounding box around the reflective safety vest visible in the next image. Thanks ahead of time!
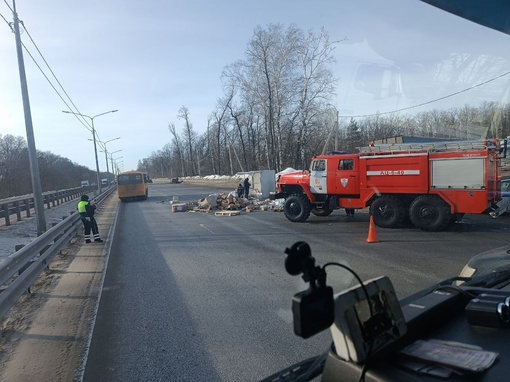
[78,200,89,214]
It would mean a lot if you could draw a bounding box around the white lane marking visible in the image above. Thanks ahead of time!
[199,224,215,234]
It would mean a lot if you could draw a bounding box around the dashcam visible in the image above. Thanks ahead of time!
[292,286,334,339]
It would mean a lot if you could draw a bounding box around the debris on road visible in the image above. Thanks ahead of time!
[215,210,241,217]
[169,190,284,216]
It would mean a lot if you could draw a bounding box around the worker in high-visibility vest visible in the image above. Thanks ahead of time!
[77,195,103,243]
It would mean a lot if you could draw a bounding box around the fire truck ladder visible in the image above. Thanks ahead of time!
[358,140,498,156]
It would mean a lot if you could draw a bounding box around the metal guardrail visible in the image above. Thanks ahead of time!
[0,188,115,320]
[0,186,96,226]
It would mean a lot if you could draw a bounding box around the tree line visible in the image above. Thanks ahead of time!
[0,134,100,199]
[137,23,510,179]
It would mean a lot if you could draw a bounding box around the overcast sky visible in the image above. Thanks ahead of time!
[1,0,509,173]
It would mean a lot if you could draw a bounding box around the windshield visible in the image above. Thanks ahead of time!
[2,1,510,382]
[117,174,143,185]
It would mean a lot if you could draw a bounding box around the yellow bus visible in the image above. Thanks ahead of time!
[117,171,149,202]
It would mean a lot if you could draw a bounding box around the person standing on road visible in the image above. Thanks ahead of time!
[77,195,103,243]
[243,177,251,198]
[236,183,244,198]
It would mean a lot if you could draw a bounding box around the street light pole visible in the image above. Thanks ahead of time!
[114,156,124,175]
[90,118,101,193]
[102,137,120,185]
[109,150,122,180]
[62,109,118,194]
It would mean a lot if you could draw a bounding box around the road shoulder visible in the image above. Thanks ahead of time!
[0,195,119,382]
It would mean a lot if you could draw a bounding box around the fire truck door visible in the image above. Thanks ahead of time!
[310,159,327,194]
[335,157,359,195]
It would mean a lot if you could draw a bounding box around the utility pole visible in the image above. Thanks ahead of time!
[12,0,46,235]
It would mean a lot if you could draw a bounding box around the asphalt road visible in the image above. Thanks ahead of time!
[82,183,510,381]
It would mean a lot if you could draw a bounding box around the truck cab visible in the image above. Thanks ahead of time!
[310,155,360,197]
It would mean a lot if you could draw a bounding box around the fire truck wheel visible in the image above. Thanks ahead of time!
[311,207,333,217]
[370,195,406,228]
[409,195,452,231]
[284,194,312,222]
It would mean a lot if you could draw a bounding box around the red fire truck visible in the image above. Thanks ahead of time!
[275,140,503,231]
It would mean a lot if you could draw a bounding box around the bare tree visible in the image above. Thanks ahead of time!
[210,92,233,174]
[0,135,30,197]
[177,106,198,176]
[293,28,338,168]
[168,122,185,177]
[242,24,298,171]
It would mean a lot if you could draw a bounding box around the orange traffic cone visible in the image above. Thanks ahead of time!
[366,215,380,243]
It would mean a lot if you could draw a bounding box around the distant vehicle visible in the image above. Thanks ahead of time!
[101,178,108,186]
[81,180,90,187]
[117,171,149,202]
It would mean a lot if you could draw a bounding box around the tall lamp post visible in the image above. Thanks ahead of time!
[109,150,122,180]
[62,109,118,194]
[91,137,121,185]
[114,157,124,174]
[101,137,120,185]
